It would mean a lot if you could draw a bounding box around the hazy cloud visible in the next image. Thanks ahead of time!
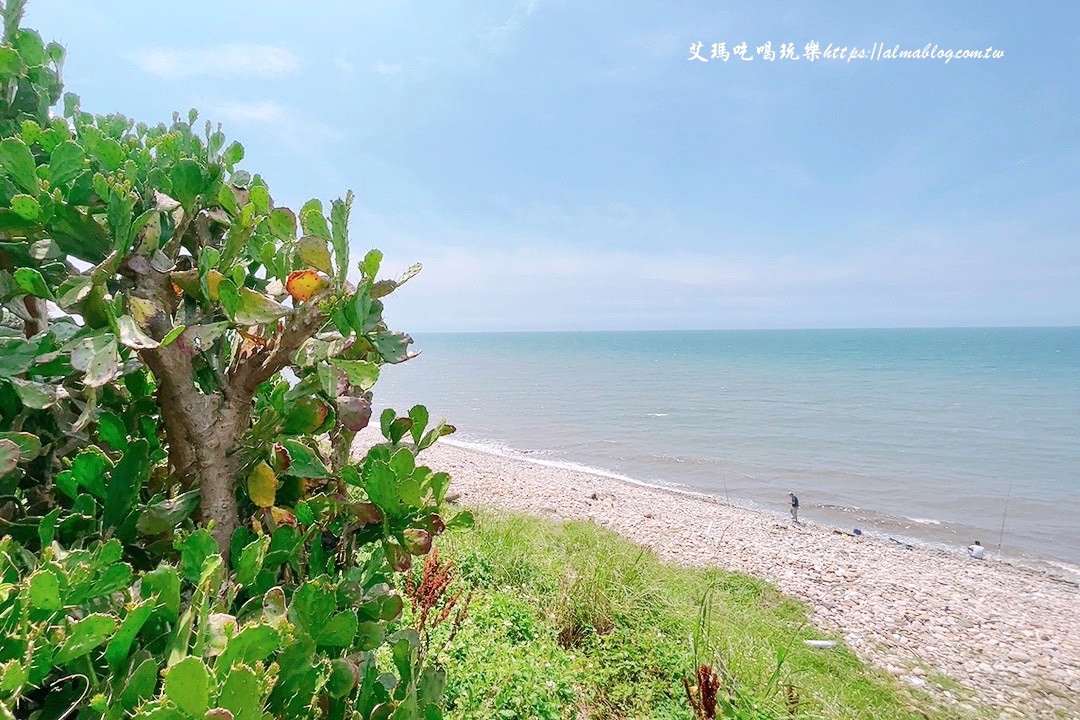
[208,101,342,148]
[129,44,299,79]
[374,61,403,76]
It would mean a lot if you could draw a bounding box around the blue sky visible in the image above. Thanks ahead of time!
[26,1,1080,331]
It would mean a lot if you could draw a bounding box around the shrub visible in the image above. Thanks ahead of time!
[0,2,461,717]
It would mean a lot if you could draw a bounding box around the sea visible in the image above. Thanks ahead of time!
[371,328,1080,573]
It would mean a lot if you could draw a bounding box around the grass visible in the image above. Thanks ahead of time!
[426,509,978,720]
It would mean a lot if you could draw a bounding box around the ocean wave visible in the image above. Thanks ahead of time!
[443,438,643,485]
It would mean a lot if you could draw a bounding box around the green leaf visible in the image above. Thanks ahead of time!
[8,377,61,409]
[48,140,86,186]
[408,405,429,446]
[249,184,270,214]
[12,267,53,299]
[164,656,212,717]
[38,507,61,546]
[178,322,229,352]
[105,600,155,670]
[330,191,353,282]
[104,438,149,528]
[0,439,19,478]
[389,448,415,479]
[159,324,187,347]
[0,432,41,461]
[231,288,286,326]
[215,625,280,674]
[446,510,474,530]
[0,137,40,192]
[142,564,181,622]
[96,411,128,451]
[277,438,329,479]
[180,529,219,583]
[10,194,41,221]
[55,275,93,309]
[91,137,124,172]
[388,417,412,445]
[55,613,118,664]
[360,248,383,281]
[280,397,329,435]
[299,199,331,241]
[235,535,269,587]
[136,490,200,535]
[71,447,111,499]
[71,334,119,388]
[0,47,24,75]
[219,666,262,720]
[316,611,358,648]
[417,665,447,710]
[355,621,387,651]
[268,207,297,241]
[370,331,413,364]
[28,570,62,611]
[291,579,335,636]
[419,422,456,450]
[330,359,380,390]
[223,141,245,167]
[296,235,331,273]
[379,408,395,441]
[117,315,159,349]
[427,472,451,503]
[171,159,206,209]
[12,29,46,65]
[121,658,159,711]
[327,658,359,699]
[365,462,403,519]
[107,189,138,252]
[0,337,41,377]
[0,659,27,698]
[294,500,314,526]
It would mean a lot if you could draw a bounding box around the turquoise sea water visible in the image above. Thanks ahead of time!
[373,328,1080,567]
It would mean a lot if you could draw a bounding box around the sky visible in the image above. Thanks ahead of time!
[24,1,1080,331]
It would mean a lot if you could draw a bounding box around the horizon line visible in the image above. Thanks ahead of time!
[401,324,1080,335]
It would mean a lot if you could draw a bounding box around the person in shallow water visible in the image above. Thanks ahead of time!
[788,491,799,523]
[968,540,986,559]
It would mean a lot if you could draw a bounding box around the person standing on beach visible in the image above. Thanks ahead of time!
[788,492,799,523]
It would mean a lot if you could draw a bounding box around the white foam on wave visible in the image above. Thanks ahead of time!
[444,437,772,514]
[646,413,669,417]
[904,516,944,526]
[444,438,644,485]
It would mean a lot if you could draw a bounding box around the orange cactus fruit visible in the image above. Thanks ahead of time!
[286,270,325,302]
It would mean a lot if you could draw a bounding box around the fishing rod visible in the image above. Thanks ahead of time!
[997,480,1012,557]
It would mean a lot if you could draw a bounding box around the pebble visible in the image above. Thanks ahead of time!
[354,429,1080,718]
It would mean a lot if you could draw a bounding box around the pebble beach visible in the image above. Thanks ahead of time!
[357,430,1080,718]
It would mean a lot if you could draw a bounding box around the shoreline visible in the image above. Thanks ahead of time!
[441,437,1080,584]
[355,428,1080,718]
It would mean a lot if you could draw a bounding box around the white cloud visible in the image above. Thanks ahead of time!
[215,101,287,124]
[374,61,403,76]
[206,101,342,149]
[334,57,356,74]
[129,44,299,79]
